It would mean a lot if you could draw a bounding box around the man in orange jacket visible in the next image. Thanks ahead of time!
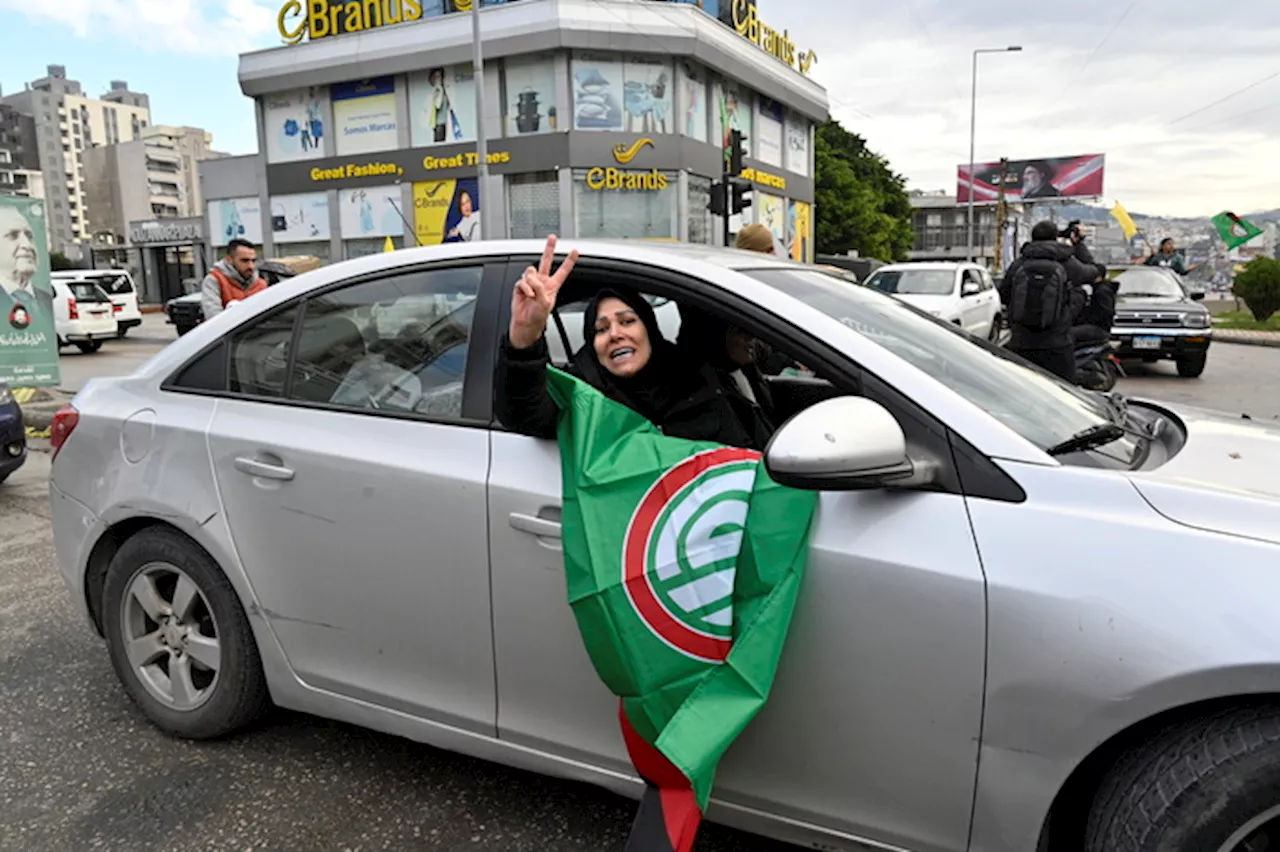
[200,238,267,320]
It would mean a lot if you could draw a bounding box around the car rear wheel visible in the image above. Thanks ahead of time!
[102,527,268,739]
[75,340,103,354]
[1085,708,1280,852]
[116,327,129,339]
[1176,351,1207,378]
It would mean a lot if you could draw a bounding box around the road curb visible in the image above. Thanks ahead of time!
[1214,330,1280,348]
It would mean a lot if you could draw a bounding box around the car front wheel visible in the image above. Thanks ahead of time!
[1086,708,1280,852]
[1176,351,1208,378]
[75,340,103,354]
[102,527,268,739]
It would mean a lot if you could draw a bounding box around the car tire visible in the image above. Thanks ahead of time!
[75,340,103,354]
[116,327,129,339]
[1085,708,1280,852]
[1176,351,1207,378]
[102,527,269,739]
[175,323,194,337]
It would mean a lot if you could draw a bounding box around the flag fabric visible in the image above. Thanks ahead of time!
[1212,211,1263,250]
[545,367,817,851]
[1110,202,1139,240]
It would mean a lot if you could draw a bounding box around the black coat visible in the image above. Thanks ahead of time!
[1000,241,1091,350]
[495,289,774,450]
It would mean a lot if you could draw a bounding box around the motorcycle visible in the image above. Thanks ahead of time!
[1075,339,1124,392]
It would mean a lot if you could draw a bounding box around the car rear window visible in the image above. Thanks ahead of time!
[68,282,110,302]
[92,274,134,295]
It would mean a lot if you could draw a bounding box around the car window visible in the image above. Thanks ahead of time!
[742,267,1114,452]
[91,273,134,295]
[547,294,681,366]
[865,269,955,296]
[229,304,299,397]
[67,282,111,303]
[1116,268,1186,300]
[288,266,482,419]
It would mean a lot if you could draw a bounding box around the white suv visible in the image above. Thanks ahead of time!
[864,262,1003,341]
[51,278,118,353]
[52,269,142,337]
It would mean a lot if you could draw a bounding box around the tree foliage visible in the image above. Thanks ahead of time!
[49,252,79,271]
[814,120,913,262]
[1233,256,1280,322]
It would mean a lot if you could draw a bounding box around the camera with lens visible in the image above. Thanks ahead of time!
[1060,220,1085,242]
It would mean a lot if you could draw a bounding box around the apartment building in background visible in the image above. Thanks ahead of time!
[0,65,151,259]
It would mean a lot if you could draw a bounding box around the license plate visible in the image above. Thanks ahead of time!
[1133,336,1162,350]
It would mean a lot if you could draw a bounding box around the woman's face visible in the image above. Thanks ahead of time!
[593,296,652,378]
[459,192,473,216]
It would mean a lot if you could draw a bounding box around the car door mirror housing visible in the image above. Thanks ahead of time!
[961,281,981,297]
[765,397,918,491]
[1190,291,1205,301]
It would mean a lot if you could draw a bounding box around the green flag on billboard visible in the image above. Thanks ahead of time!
[1212,211,1263,250]
[0,196,60,388]
[546,367,816,851]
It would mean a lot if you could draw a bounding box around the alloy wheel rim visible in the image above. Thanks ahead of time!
[120,562,221,711]
[1217,803,1280,852]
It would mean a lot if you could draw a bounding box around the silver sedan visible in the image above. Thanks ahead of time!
[49,240,1280,852]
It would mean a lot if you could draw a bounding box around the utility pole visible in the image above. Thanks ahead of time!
[470,0,491,239]
[966,46,1022,262]
[994,157,1009,274]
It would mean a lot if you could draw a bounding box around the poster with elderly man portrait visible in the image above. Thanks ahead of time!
[0,197,59,388]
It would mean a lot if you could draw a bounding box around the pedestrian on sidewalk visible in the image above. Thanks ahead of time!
[999,220,1091,382]
[200,239,267,321]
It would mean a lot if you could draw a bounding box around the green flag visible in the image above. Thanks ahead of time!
[0,196,60,388]
[546,367,816,851]
[1212,211,1263,250]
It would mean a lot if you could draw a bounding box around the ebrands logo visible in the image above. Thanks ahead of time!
[611,138,655,165]
[278,0,425,45]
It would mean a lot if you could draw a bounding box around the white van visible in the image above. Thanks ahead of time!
[51,269,142,337]
[51,278,118,353]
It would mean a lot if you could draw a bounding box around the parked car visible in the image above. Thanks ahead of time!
[863,261,1003,340]
[49,240,1280,852]
[165,256,322,337]
[1110,266,1212,377]
[52,269,143,337]
[0,383,25,484]
[52,277,118,353]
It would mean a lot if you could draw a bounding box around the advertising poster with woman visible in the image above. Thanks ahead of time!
[677,61,707,142]
[505,54,558,136]
[409,64,477,146]
[270,193,331,243]
[572,53,625,131]
[263,87,327,163]
[0,197,58,387]
[206,198,263,247]
[412,179,481,245]
[713,79,753,157]
[339,186,405,239]
[622,56,672,134]
[788,199,813,263]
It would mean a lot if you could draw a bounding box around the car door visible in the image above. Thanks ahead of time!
[487,262,987,852]
[959,268,988,334]
[204,259,505,735]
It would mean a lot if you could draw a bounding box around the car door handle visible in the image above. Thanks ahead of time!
[234,456,295,482]
[509,510,562,539]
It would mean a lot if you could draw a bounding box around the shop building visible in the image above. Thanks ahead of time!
[203,0,827,266]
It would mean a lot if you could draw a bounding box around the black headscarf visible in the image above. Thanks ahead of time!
[569,285,681,423]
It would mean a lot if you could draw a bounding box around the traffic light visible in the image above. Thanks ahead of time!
[727,129,747,178]
[730,178,752,215]
[707,182,726,217]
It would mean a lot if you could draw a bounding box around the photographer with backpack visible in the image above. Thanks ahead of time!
[999,220,1092,381]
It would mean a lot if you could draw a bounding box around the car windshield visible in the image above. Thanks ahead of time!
[865,268,955,296]
[68,282,111,303]
[742,267,1114,452]
[1115,268,1185,299]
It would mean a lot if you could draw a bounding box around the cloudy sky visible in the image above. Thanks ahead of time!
[2,0,1278,217]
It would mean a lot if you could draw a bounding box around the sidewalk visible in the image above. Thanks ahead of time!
[1213,328,1280,348]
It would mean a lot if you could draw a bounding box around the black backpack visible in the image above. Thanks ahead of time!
[1008,258,1069,330]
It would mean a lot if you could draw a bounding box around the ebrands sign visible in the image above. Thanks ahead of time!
[278,0,424,44]
[730,0,816,75]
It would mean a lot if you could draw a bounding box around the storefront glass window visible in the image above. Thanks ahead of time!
[687,174,713,245]
[274,240,331,262]
[712,77,753,155]
[571,53,674,134]
[503,54,559,137]
[408,64,478,146]
[344,237,401,260]
[331,77,399,156]
[786,115,810,176]
[338,186,406,239]
[262,88,328,164]
[508,172,561,239]
[269,193,331,244]
[573,169,677,240]
[676,61,708,142]
[755,97,785,168]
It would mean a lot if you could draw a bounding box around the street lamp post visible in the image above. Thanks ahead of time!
[967,45,1022,264]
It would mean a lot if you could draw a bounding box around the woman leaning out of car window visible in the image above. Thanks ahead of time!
[495,235,774,450]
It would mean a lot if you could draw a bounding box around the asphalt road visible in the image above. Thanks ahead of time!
[54,313,178,393]
[4,331,1276,851]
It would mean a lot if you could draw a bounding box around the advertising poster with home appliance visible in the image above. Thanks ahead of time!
[270,193,331,243]
[622,56,673,135]
[572,53,626,131]
[956,153,1106,204]
[409,64,477,147]
[505,54,558,136]
[413,179,481,245]
[332,77,399,156]
[0,196,58,388]
[263,87,328,163]
[339,186,405,239]
[207,198,264,247]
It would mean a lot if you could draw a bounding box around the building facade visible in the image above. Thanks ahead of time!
[203,0,827,264]
[0,66,151,259]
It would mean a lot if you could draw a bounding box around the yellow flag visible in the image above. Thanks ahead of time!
[1111,202,1139,240]
[383,236,395,253]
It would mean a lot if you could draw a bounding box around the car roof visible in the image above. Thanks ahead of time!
[873,262,975,271]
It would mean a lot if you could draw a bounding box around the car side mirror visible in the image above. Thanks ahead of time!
[765,397,923,491]
[1190,291,1205,301]
[961,281,981,297]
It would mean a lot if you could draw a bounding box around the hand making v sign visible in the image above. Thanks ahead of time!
[509,234,580,349]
